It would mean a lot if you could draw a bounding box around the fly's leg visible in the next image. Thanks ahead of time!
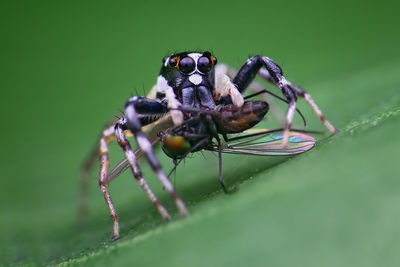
[230,56,338,147]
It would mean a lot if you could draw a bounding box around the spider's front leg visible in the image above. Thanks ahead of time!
[99,96,187,240]
[99,120,170,240]
[121,97,188,213]
[232,56,339,147]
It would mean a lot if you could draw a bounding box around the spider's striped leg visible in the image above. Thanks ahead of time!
[97,125,120,240]
[232,56,338,147]
[258,57,339,142]
[114,121,171,225]
[230,56,297,147]
[124,102,189,217]
[289,85,339,134]
[257,66,338,133]
[78,119,119,227]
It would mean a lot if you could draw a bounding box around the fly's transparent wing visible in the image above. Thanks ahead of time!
[214,129,316,156]
[107,158,130,181]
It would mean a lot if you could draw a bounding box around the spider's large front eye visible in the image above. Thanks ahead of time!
[198,56,212,73]
[179,57,195,74]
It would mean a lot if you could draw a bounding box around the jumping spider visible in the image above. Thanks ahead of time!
[80,51,338,240]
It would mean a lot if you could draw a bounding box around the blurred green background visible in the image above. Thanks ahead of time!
[1,0,400,266]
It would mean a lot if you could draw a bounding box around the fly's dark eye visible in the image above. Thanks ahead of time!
[179,57,195,74]
[169,57,177,67]
[198,56,212,73]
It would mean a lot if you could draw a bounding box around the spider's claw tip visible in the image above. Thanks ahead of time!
[112,235,120,241]
[180,209,189,217]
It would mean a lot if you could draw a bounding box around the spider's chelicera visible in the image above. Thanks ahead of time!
[80,51,338,240]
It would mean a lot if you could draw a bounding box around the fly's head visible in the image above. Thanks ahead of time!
[160,51,218,109]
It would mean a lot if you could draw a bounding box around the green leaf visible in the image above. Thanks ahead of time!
[1,1,400,266]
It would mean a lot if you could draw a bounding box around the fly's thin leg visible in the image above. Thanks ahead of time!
[217,138,227,193]
[216,137,237,194]
[244,89,307,127]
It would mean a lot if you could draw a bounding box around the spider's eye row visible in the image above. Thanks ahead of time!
[169,57,178,68]
[179,57,196,74]
[198,56,212,73]
[211,56,217,65]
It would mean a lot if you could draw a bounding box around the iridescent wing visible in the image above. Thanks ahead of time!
[213,129,316,156]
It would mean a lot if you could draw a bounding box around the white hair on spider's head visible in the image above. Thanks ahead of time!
[156,75,183,125]
[188,73,203,85]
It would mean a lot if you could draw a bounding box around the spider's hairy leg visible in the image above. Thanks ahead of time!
[232,56,338,147]
[114,121,171,222]
[288,85,339,134]
[124,100,189,217]
[258,57,339,139]
[98,97,172,240]
[257,66,338,133]
[77,122,117,228]
[98,125,120,240]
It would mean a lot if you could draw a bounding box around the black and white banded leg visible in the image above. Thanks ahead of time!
[232,56,339,147]
[98,122,170,240]
[257,65,338,134]
[99,96,187,239]
[98,124,121,240]
[123,99,189,214]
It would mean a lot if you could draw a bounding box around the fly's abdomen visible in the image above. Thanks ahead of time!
[161,135,191,159]
[219,101,269,133]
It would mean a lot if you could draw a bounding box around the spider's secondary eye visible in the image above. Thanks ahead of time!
[169,57,177,67]
[179,57,195,74]
[198,56,212,73]
[211,56,217,65]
